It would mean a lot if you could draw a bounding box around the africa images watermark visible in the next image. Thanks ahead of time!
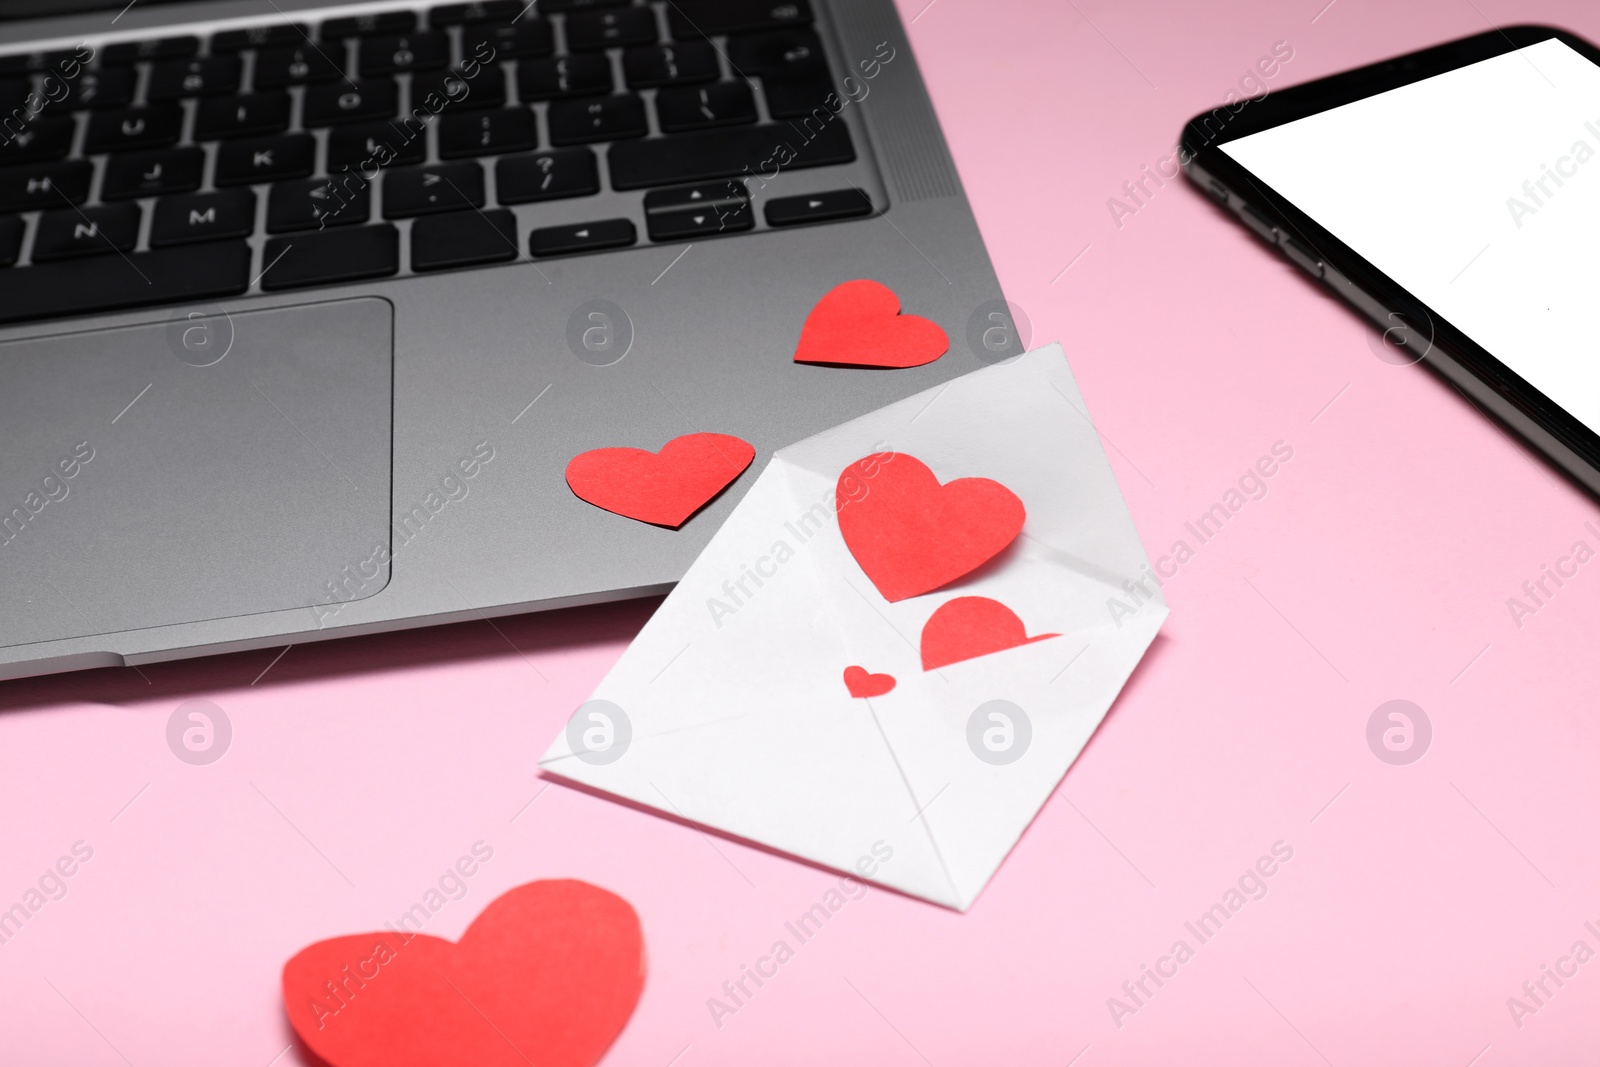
[1504,916,1600,1030]
[310,440,496,627]
[297,840,496,1031]
[705,444,898,628]
[0,841,95,949]
[1107,40,1295,230]
[1,43,94,150]
[709,38,898,218]
[316,38,498,228]
[707,840,895,1029]
[1106,440,1295,626]
[1106,840,1295,1028]
[1503,519,1600,631]
[1,440,96,552]
[1504,119,1600,230]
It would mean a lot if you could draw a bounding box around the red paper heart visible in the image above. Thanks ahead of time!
[793,279,949,368]
[837,453,1025,602]
[567,432,755,528]
[843,665,896,698]
[920,596,1058,670]
[282,880,644,1067]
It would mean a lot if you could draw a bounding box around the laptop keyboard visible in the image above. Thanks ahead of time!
[0,0,877,325]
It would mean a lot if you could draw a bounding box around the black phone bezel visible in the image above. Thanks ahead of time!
[1180,25,1600,485]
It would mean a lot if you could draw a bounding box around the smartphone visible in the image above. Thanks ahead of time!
[1181,26,1600,496]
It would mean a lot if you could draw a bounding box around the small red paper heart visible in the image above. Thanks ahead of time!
[567,432,755,528]
[843,665,896,698]
[920,596,1058,670]
[837,453,1025,602]
[282,880,644,1067]
[794,279,949,368]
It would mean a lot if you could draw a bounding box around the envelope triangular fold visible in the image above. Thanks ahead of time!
[540,344,1166,909]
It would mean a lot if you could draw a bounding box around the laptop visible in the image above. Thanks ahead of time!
[0,0,1017,681]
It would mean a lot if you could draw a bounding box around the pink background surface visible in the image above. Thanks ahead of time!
[6,0,1600,1063]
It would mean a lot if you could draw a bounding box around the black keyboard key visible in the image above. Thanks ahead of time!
[761,74,834,118]
[303,79,398,125]
[0,79,26,111]
[58,67,137,109]
[439,109,536,158]
[254,45,346,88]
[260,224,399,290]
[765,187,871,226]
[0,160,91,211]
[268,177,369,232]
[496,149,598,202]
[529,217,634,257]
[148,56,241,100]
[382,162,484,216]
[0,215,20,267]
[644,180,752,240]
[728,28,827,78]
[0,49,82,76]
[359,34,449,76]
[668,0,812,36]
[151,189,256,245]
[565,8,658,50]
[0,241,251,325]
[212,25,309,52]
[656,82,755,131]
[430,2,523,24]
[413,67,506,110]
[85,106,184,153]
[33,203,140,259]
[194,93,292,139]
[322,12,417,38]
[101,147,204,199]
[609,119,853,189]
[327,122,428,170]
[548,96,646,144]
[624,42,718,88]
[464,22,554,60]
[518,54,612,99]
[0,117,74,162]
[411,207,518,270]
[102,37,199,64]
[541,0,628,9]
[215,133,316,184]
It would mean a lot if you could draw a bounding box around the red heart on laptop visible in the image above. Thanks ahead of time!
[921,596,1057,670]
[794,280,949,368]
[282,880,644,1067]
[567,432,755,528]
[837,453,1025,602]
[843,665,897,698]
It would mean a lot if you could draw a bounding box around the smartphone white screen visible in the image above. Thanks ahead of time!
[1223,38,1600,435]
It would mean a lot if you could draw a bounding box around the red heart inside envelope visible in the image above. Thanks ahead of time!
[921,596,1058,670]
[793,280,949,368]
[837,453,1025,602]
[282,880,644,1067]
[843,665,896,698]
[567,432,755,528]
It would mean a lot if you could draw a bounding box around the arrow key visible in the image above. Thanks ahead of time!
[764,188,873,227]
[529,218,636,258]
[643,179,753,241]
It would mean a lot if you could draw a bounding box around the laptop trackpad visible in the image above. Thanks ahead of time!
[0,298,392,647]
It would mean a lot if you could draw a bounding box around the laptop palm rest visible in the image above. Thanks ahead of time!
[0,298,392,649]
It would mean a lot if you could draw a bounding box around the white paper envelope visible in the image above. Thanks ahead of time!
[539,344,1166,910]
